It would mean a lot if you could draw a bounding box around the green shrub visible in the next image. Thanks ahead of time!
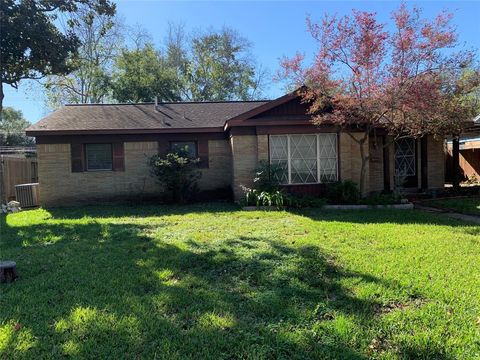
[149,149,201,203]
[242,187,326,209]
[360,192,403,205]
[242,187,286,208]
[253,160,284,192]
[286,194,326,209]
[245,161,326,209]
[325,180,360,204]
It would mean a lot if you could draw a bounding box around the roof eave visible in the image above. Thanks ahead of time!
[26,126,225,137]
[223,88,304,131]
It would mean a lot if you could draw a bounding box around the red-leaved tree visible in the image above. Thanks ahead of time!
[279,4,479,194]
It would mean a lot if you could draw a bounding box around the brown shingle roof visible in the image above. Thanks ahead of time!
[26,101,269,135]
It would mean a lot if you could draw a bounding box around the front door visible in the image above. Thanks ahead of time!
[394,138,417,188]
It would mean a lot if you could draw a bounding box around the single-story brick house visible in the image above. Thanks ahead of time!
[26,91,445,206]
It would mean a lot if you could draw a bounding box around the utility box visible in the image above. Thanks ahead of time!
[15,183,39,208]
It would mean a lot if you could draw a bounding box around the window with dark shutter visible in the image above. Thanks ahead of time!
[85,144,113,171]
[71,143,85,172]
[197,140,209,168]
[112,142,125,171]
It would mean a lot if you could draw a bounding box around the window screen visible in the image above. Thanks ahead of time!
[269,134,337,184]
[395,138,416,177]
[290,134,318,183]
[85,144,112,171]
[269,136,289,184]
[318,134,338,182]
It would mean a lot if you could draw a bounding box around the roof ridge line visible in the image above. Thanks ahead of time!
[64,100,271,106]
[65,103,154,106]
[158,100,270,104]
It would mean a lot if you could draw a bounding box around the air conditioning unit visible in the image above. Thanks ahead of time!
[15,183,39,208]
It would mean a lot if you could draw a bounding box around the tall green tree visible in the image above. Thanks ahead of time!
[43,6,123,107]
[0,0,115,116]
[188,28,263,101]
[165,22,190,99]
[0,107,33,146]
[111,44,180,103]
[165,26,267,101]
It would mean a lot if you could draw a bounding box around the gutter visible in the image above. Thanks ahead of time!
[26,126,225,137]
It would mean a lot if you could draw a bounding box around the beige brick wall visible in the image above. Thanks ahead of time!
[427,135,445,189]
[37,134,444,205]
[198,139,232,190]
[37,142,159,206]
[37,140,234,206]
[339,132,369,195]
[230,135,261,200]
[257,135,269,161]
[368,136,385,193]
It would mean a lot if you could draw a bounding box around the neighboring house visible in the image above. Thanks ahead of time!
[26,91,445,206]
[446,115,480,182]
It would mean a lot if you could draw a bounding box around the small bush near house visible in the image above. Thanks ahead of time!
[325,180,360,204]
[360,192,403,205]
[253,160,285,192]
[242,187,286,208]
[246,162,326,209]
[242,187,326,209]
[149,149,201,203]
[286,194,327,208]
[243,161,287,208]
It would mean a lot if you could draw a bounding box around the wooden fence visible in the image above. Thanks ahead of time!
[0,155,38,203]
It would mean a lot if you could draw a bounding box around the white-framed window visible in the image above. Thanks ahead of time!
[85,143,112,171]
[269,134,338,184]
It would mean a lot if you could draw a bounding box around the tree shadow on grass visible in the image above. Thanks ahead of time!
[43,201,480,232]
[291,207,480,230]
[0,212,455,359]
[44,202,239,220]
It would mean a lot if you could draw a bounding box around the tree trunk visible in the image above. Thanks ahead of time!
[358,137,369,197]
[0,261,18,283]
[348,131,370,197]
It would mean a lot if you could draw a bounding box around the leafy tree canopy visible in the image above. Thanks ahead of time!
[165,26,266,101]
[0,107,33,146]
[0,107,30,133]
[188,28,260,101]
[279,4,479,194]
[43,6,123,107]
[111,44,181,103]
[0,0,115,113]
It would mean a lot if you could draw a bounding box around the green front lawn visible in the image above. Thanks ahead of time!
[1,204,480,359]
[425,197,480,216]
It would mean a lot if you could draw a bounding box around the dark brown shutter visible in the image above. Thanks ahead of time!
[382,136,390,191]
[421,136,428,190]
[71,143,84,172]
[158,141,169,156]
[197,140,209,168]
[112,142,125,171]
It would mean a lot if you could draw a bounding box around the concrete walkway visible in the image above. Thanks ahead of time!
[442,212,480,225]
[414,203,480,225]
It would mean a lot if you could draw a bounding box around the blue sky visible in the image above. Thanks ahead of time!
[4,0,480,124]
